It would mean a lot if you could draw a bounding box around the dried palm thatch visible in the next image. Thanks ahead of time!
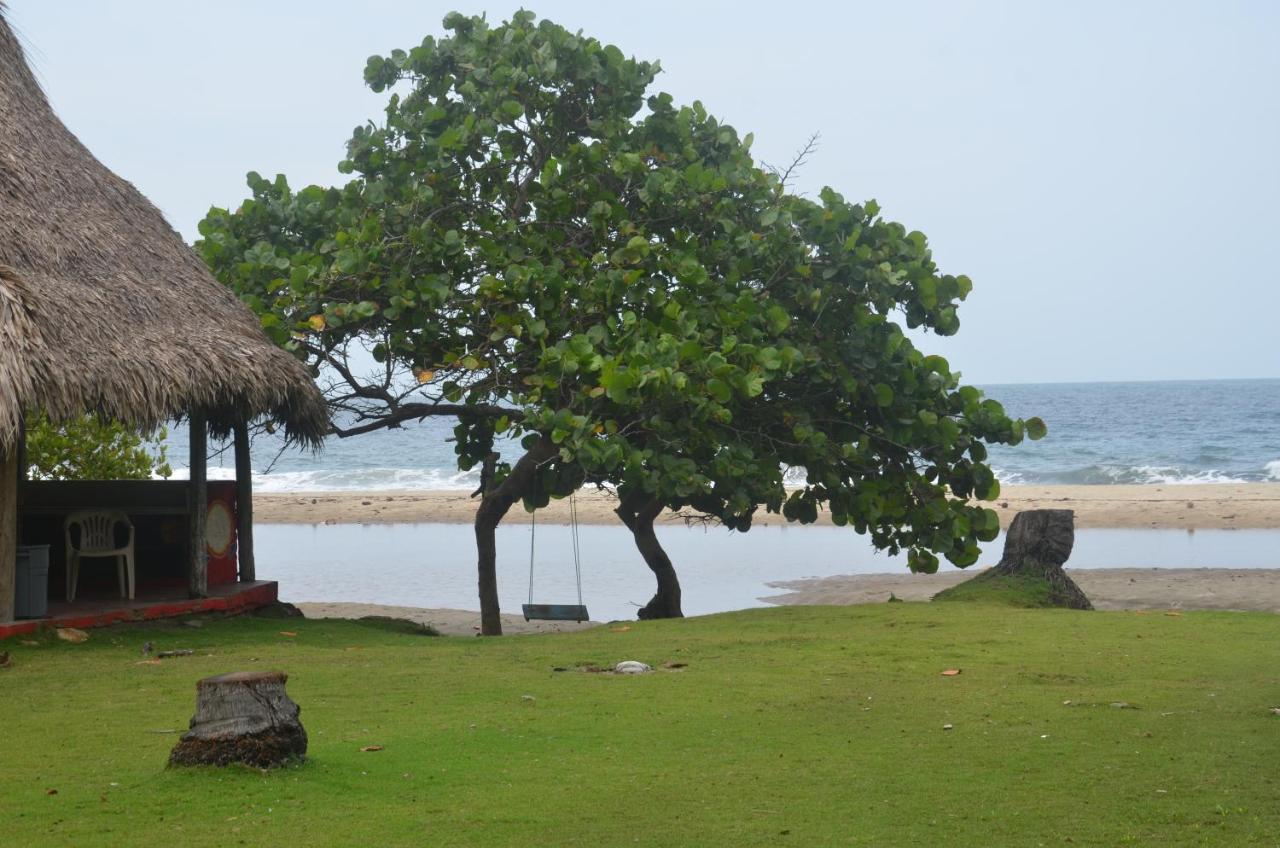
[0,9,327,453]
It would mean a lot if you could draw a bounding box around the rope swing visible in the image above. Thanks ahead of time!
[523,491,589,622]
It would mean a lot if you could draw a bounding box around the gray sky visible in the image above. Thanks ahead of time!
[6,1,1277,384]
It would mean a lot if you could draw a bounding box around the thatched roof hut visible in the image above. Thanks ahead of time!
[0,8,328,622]
[0,9,326,451]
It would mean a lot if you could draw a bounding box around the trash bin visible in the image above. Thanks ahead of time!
[15,544,50,619]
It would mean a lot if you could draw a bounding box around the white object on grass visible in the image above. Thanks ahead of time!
[614,661,652,675]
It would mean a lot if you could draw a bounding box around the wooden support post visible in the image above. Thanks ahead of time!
[188,412,208,598]
[16,413,26,481]
[15,415,25,548]
[0,445,16,623]
[233,422,255,582]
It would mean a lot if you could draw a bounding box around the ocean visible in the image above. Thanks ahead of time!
[166,378,1280,490]
[157,378,1280,616]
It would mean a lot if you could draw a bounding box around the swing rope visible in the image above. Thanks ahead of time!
[570,492,584,607]
[527,491,584,609]
[528,505,537,607]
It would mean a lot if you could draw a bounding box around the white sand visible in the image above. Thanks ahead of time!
[256,484,1280,530]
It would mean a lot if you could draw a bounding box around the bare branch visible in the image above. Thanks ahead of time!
[764,132,821,189]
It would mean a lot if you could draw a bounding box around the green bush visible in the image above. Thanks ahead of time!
[23,412,172,480]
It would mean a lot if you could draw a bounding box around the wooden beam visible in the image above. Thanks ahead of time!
[188,412,208,598]
[0,446,16,623]
[233,422,255,582]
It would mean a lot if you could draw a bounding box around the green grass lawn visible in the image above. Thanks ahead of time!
[2,603,1278,847]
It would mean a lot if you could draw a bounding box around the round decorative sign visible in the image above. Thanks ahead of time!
[206,500,233,557]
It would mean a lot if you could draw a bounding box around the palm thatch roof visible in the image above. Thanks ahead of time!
[0,9,327,453]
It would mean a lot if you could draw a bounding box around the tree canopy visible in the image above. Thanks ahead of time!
[198,10,1043,632]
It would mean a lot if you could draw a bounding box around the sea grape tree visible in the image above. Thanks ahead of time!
[199,11,1042,632]
[23,413,172,481]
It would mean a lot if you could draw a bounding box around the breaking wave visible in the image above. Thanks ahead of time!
[993,463,1274,486]
[163,461,1280,491]
[166,466,483,493]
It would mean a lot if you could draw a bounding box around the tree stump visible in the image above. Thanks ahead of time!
[992,509,1091,608]
[935,509,1093,609]
[169,671,307,768]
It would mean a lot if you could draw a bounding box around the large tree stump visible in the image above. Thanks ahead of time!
[936,509,1093,609]
[169,671,307,768]
[988,508,1091,608]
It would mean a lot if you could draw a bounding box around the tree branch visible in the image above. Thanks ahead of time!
[330,402,523,438]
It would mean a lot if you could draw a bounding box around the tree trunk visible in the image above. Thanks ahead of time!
[474,436,558,636]
[169,671,306,768]
[187,411,208,598]
[616,495,683,619]
[233,422,255,582]
[988,509,1091,609]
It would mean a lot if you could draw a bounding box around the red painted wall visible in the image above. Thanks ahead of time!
[206,481,238,586]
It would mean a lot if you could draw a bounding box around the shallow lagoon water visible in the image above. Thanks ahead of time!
[256,524,1280,623]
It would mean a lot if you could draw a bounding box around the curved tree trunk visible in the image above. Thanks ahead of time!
[474,436,557,636]
[616,495,683,619]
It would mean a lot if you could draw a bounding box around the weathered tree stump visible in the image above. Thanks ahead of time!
[169,671,307,768]
[936,509,1093,609]
[990,508,1091,608]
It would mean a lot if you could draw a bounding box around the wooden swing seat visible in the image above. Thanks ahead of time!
[522,603,590,622]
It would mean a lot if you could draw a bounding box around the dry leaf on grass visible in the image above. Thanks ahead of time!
[135,659,163,666]
[56,628,89,643]
[279,631,298,637]
[940,668,962,676]
[360,745,384,752]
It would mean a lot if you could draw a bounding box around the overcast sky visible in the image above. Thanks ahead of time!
[6,1,1277,384]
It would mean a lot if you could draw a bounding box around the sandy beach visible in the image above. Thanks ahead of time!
[762,567,1280,613]
[265,484,1280,628]
[295,567,1280,632]
[294,603,597,636]
[256,483,1280,530]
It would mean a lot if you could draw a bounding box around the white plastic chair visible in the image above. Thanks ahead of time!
[64,510,135,602]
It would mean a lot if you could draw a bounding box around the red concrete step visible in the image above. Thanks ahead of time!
[0,581,278,639]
